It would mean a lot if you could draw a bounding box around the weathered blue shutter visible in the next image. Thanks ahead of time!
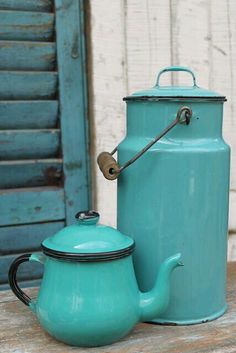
[0,0,89,288]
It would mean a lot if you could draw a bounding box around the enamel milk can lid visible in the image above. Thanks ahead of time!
[124,66,226,102]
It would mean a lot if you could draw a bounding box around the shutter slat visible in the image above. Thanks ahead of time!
[0,186,65,226]
[0,0,53,12]
[0,41,56,71]
[0,72,57,99]
[0,101,58,129]
[0,253,43,284]
[0,221,64,255]
[0,159,62,188]
[0,129,60,160]
[0,10,54,41]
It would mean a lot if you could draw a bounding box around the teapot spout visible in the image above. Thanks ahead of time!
[139,253,183,322]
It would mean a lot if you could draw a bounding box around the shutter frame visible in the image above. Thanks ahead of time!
[55,0,90,224]
[0,0,90,288]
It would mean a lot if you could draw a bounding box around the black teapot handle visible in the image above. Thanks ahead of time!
[8,253,45,307]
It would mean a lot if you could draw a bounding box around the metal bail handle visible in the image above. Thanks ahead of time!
[97,106,192,181]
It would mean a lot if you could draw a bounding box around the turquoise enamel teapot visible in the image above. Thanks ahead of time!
[8,210,182,347]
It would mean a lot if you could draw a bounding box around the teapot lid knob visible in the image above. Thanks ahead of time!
[75,210,100,224]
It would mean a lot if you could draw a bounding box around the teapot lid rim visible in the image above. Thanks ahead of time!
[41,243,135,262]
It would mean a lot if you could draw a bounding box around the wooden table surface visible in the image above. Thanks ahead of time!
[0,263,235,353]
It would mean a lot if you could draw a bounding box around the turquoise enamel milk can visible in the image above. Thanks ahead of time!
[8,210,182,347]
[98,66,230,325]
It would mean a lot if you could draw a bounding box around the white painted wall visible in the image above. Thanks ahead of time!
[89,0,236,259]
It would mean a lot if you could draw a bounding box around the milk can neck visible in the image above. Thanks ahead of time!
[126,102,224,140]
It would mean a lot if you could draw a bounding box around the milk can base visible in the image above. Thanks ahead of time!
[150,304,227,326]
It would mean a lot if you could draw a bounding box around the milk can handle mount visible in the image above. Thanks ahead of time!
[97,106,192,180]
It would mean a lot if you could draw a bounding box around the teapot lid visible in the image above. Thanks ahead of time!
[41,210,134,262]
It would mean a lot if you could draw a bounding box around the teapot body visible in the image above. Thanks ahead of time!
[117,98,230,324]
[35,254,140,347]
[8,209,182,346]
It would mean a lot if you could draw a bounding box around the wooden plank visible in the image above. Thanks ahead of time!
[0,253,43,284]
[228,232,236,261]
[0,41,56,71]
[0,10,54,41]
[0,129,60,160]
[0,101,58,129]
[0,279,41,291]
[171,0,210,86]
[208,1,236,233]
[226,1,236,196]
[0,221,64,255]
[0,72,57,100]
[55,0,89,224]
[229,190,236,232]
[0,186,65,226]
[89,0,128,227]
[0,263,235,352]
[126,0,172,91]
[0,159,62,188]
[0,0,52,12]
